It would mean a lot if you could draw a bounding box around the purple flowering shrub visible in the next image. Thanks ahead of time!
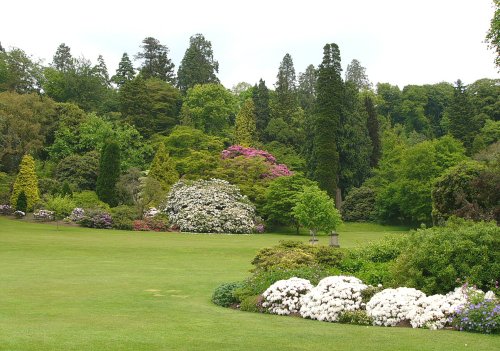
[80,209,112,229]
[221,145,292,179]
[453,299,500,334]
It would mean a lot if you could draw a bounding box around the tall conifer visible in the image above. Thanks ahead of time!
[10,154,39,211]
[310,43,343,199]
[96,142,121,206]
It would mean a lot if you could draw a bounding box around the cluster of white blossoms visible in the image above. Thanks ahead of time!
[262,277,313,315]
[408,286,485,329]
[299,276,368,322]
[366,287,426,326]
[163,179,256,233]
[260,275,497,330]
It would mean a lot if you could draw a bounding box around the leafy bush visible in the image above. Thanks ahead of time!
[338,235,408,286]
[45,195,76,219]
[72,191,110,211]
[240,295,263,313]
[212,282,243,307]
[338,310,373,326]
[341,186,377,222]
[251,240,343,272]
[132,217,170,232]
[80,209,112,229]
[163,179,256,233]
[390,219,500,294]
[110,205,138,230]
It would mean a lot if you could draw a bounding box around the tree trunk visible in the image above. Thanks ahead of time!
[335,187,342,209]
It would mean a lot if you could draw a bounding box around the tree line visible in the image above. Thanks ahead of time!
[0,29,499,225]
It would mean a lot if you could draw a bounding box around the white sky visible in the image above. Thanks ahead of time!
[1,0,498,89]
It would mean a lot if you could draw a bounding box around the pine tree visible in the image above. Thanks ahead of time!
[252,79,270,142]
[148,143,179,192]
[10,154,40,211]
[135,37,175,84]
[447,80,480,151]
[310,43,343,199]
[111,53,135,87]
[94,55,110,86]
[96,142,121,206]
[52,43,74,72]
[234,99,257,146]
[365,95,381,167]
[274,53,298,124]
[345,59,371,91]
[177,33,219,93]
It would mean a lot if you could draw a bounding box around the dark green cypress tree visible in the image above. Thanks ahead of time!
[16,191,27,212]
[365,95,381,167]
[310,43,343,199]
[177,34,219,93]
[252,79,270,141]
[96,142,121,207]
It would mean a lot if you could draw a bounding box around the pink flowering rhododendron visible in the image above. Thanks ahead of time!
[221,145,292,179]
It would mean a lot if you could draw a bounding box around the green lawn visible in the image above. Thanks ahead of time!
[0,217,498,351]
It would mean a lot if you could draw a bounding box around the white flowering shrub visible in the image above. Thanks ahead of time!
[163,179,256,233]
[299,276,368,322]
[366,287,426,326]
[262,277,313,315]
[408,286,485,329]
[33,209,55,221]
